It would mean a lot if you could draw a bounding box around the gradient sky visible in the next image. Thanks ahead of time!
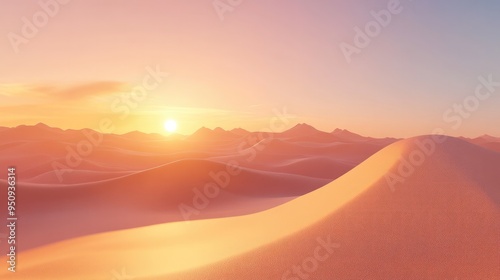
[1,0,499,137]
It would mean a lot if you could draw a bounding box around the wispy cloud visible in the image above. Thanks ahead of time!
[0,81,129,101]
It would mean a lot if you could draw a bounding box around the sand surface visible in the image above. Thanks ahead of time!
[0,125,498,279]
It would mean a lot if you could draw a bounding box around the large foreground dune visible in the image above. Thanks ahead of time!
[1,135,498,279]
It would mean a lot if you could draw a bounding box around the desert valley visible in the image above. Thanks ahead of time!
[0,123,498,279]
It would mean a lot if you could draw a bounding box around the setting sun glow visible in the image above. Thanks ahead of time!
[164,119,177,133]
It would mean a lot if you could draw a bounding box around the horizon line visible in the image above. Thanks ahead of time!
[2,122,499,140]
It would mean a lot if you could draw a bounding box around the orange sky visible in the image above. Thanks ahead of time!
[1,0,499,137]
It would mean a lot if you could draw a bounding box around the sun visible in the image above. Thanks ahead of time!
[164,119,177,133]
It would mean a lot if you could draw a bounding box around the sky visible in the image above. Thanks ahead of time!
[0,0,499,137]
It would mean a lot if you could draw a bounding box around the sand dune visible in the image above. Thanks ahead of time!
[1,158,328,251]
[480,142,500,153]
[0,124,390,184]
[2,135,498,279]
[258,156,354,179]
[235,138,389,165]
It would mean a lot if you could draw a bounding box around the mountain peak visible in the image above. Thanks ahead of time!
[189,126,238,141]
[478,134,499,142]
[331,128,354,134]
[284,123,319,134]
[281,123,319,137]
[231,128,250,136]
[195,126,211,132]
[331,128,368,142]
[294,123,315,128]
[34,122,50,128]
